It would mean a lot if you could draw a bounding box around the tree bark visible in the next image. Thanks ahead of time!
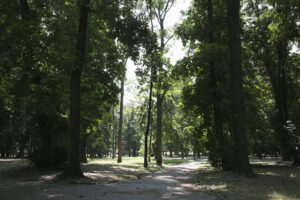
[208,0,225,168]
[117,79,124,163]
[155,18,165,167]
[112,109,116,159]
[227,0,252,175]
[66,0,89,177]
[148,123,153,162]
[17,0,31,159]
[144,80,153,167]
[20,0,30,19]
[80,133,87,163]
[156,92,163,165]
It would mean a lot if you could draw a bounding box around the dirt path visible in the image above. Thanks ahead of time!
[0,160,215,200]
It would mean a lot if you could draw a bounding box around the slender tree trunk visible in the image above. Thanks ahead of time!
[193,148,196,160]
[227,0,252,175]
[145,0,154,166]
[155,18,166,166]
[150,0,174,166]
[148,123,153,162]
[117,79,124,163]
[66,0,89,177]
[144,80,153,167]
[112,109,116,159]
[156,92,163,165]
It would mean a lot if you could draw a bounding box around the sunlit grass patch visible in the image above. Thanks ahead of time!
[195,159,300,200]
[163,157,194,165]
[80,156,192,184]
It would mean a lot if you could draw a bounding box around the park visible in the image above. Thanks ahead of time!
[0,0,299,199]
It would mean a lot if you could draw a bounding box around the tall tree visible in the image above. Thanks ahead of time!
[144,0,155,168]
[207,0,225,168]
[244,0,300,165]
[117,78,124,163]
[66,0,90,177]
[153,0,175,166]
[227,0,252,175]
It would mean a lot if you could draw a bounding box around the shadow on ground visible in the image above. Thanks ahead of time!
[195,159,300,200]
[0,158,165,184]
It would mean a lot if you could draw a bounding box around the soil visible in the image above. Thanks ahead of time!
[0,159,215,200]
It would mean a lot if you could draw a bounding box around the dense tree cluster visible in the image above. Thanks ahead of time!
[0,0,299,177]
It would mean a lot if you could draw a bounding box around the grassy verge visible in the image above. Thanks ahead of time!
[82,156,193,184]
[195,159,300,200]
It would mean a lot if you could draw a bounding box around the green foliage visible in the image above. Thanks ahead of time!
[1,0,300,171]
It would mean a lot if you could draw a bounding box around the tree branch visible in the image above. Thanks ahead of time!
[163,32,175,46]
[162,0,175,21]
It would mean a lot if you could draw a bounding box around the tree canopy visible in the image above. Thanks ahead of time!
[0,0,299,177]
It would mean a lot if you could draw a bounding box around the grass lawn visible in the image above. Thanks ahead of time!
[195,158,300,200]
[82,156,193,184]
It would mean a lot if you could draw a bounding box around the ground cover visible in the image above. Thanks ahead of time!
[195,158,300,200]
[0,156,193,184]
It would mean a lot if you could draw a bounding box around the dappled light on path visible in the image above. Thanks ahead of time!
[0,159,215,200]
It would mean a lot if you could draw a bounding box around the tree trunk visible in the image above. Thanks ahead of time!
[227,0,252,175]
[155,17,166,167]
[117,79,124,163]
[207,0,225,168]
[112,109,116,159]
[66,0,89,177]
[80,134,87,163]
[20,0,30,19]
[148,124,153,162]
[156,92,163,165]
[193,148,196,160]
[17,0,31,160]
[263,41,292,162]
[276,43,291,160]
[258,22,291,162]
[17,130,29,158]
[144,75,153,167]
